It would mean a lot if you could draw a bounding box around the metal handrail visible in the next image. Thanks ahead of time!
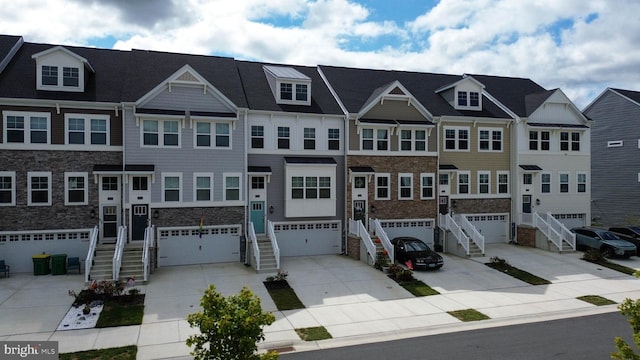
[112,226,127,280]
[267,220,280,270]
[371,218,394,263]
[349,218,376,264]
[142,225,155,282]
[457,215,485,255]
[248,222,259,271]
[85,226,99,283]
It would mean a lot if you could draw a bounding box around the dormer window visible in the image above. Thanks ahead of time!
[458,92,467,106]
[437,76,484,111]
[263,65,311,106]
[457,91,480,108]
[32,46,94,92]
[469,92,479,106]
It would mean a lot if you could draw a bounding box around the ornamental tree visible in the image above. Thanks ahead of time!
[186,284,278,360]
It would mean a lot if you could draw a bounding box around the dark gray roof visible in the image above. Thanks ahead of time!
[524,90,555,116]
[439,164,458,170]
[0,35,22,73]
[319,65,542,119]
[248,166,272,173]
[121,49,247,107]
[349,166,375,173]
[612,88,640,104]
[519,165,543,171]
[284,157,337,164]
[527,122,589,129]
[237,61,343,115]
[0,41,130,102]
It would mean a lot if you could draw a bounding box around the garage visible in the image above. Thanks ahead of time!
[157,225,242,266]
[273,221,342,256]
[552,213,586,230]
[466,213,510,244]
[378,219,436,247]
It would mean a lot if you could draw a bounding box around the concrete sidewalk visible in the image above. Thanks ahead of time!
[1,244,639,359]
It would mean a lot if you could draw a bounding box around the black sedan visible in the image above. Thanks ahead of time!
[391,237,443,270]
[609,226,640,256]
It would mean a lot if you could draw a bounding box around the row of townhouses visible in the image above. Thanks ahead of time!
[0,35,592,279]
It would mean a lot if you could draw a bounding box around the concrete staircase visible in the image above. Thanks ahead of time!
[88,244,146,282]
[256,235,278,273]
[119,245,144,283]
[468,241,484,257]
[89,244,115,281]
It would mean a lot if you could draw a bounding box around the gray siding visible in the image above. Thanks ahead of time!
[586,91,640,226]
[144,87,232,113]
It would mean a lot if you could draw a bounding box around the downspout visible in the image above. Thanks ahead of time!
[343,113,349,255]
[120,103,127,237]
[242,109,250,265]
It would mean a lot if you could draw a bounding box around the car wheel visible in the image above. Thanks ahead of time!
[601,247,614,259]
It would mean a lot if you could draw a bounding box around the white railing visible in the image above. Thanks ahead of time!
[457,215,485,255]
[112,226,127,280]
[267,220,280,270]
[371,218,394,263]
[85,226,99,283]
[142,225,155,282]
[439,213,470,255]
[533,212,562,250]
[349,218,376,263]
[248,222,260,271]
[545,212,576,251]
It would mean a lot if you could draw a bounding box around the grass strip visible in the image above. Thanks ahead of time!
[397,278,440,296]
[60,345,137,360]
[264,281,305,311]
[448,309,490,322]
[577,295,617,306]
[295,326,333,341]
[583,259,637,275]
[95,295,145,328]
[486,262,551,285]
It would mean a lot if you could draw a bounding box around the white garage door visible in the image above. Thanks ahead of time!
[379,219,435,247]
[157,225,241,266]
[466,213,509,244]
[552,213,586,229]
[273,221,341,256]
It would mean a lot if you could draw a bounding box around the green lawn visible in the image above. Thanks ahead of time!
[577,295,617,306]
[60,345,136,360]
[397,278,440,296]
[448,309,490,322]
[295,326,333,341]
[486,259,551,285]
[263,281,305,311]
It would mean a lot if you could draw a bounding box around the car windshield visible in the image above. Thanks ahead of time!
[405,241,430,252]
[600,231,620,240]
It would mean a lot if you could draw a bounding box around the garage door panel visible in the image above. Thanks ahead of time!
[274,222,341,257]
[158,226,241,266]
[466,214,509,244]
[552,214,586,229]
[380,219,435,247]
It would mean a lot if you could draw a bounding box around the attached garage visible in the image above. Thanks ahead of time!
[157,225,242,266]
[552,213,586,229]
[379,219,436,247]
[273,220,342,256]
[466,213,510,244]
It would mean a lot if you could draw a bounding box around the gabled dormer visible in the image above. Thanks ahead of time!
[436,75,485,111]
[263,65,311,106]
[31,46,94,92]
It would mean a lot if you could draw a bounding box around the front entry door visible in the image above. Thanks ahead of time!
[522,195,532,214]
[353,200,366,223]
[250,201,265,233]
[131,204,148,242]
[439,196,449,214]
[102,205,118,243]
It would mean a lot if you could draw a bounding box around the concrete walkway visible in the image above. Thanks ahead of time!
[1,244,639,359]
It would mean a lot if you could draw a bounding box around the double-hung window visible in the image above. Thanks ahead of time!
[444,127,469,151]
[296,84,308,101]
[291,176,331,199]
[541,173,551,193]
[162,174,182,202]
[67,117,85,144]
[377,129,389,150]
[458,172,470,194]
[375,174,390,200]
[194,173,213,201]
[164,121,179,146]
[400,129,427,151]
[328,128,340,150]
[42,65,58,85]
[28,172,51,206]
[143,120,159,146]
[478,171,490,194]
[251,125,264,149]
[280,83,293,100]
[560,132,581,151]
[224,174,241,201]
[143,119,180,147]
[577,173,587,193]
[457,92,468,106]
[304,128,316,150]
[360,128,389,151]
[4,112,50,144]
[277,126,290,149]
[399,174,413,200]
[469,92,479,107]
[559,173,569,193]
[479,128,502,151]
[195,122,211,147]
[420,173,435,199]
[529,130,550,151]
[63,67,79,87]
[64,115,109,145]
[497,171,509,194]
[91,118,108,144]
[362,129,374,150]
[65,172,88,205]
[0,171,16,206]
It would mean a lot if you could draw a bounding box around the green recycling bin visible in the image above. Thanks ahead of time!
[32,254,51,275]
[51,254,67,275]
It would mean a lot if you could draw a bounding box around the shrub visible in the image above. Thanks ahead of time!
[583,249,605,263]
[396,269,414,282]
[265,270,288,282]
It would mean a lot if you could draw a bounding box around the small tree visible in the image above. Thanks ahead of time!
[611,271,640,359]
[186,285,278,360]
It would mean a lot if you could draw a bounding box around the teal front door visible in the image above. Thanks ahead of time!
[251,201,265,233]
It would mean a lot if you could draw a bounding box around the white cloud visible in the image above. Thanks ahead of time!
[1,0,640,108]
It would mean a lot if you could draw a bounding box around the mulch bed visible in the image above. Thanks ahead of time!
[263,279,291,290]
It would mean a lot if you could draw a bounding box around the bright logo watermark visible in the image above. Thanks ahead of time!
[1,341,58,359]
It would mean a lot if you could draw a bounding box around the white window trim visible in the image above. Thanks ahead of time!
[35,60,84,92]
[398,173,413,200]
[140,118,182,148]
[28,171,52,206]
[477,171,491,194]
[276,80,311,106]
[193,120,232,149]
[3,111,51,145]
[65,113,110,146]
[399,128,428,152]
[193,172,214,202]
[251,125,265,149]
[457,171,470,194]
[559,172,570,193]
[443,126,470,152]
[607,140,623,148]
[162,172,182,203]
[497,171,509,195]
[478,127,502,152]
[420,173,435,200]
[327,128,340,151]
[64,172,88,205]
[576,172,588,193]
[375,173,391,200]
[540,172,552,194]
[276,125,291,150]
[455,90,481,110]
[303,127,316,150]
[0,171,16,206]
[360,126,393,152]
[223,172,242,202]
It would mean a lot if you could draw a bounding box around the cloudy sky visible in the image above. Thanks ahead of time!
[1,0,638,108]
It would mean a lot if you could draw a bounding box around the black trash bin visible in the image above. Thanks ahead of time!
[51,254,67,275]
[32,254,51,275]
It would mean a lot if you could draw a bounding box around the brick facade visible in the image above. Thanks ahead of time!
[451,198,511,215]
[149,206,244,228]
[516,226,536,247]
